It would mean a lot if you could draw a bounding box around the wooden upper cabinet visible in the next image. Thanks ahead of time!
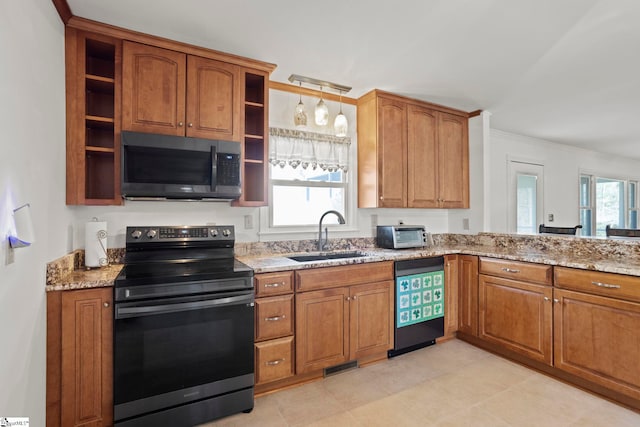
[377,97,407,208]
[186,55,240,140]
[357,90,469,208]
[122,41,241,141]
[122,41,186,136]
[407,104,438,208]
[438,112,469,208]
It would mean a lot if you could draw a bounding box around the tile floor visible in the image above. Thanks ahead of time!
[203,340,640,427]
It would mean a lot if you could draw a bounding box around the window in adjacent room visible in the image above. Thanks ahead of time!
[268,128,349,227]
[580,174,639,236]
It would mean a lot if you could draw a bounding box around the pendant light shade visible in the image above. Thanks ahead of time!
[334,91,348,137]
[293,83,307,127]
[315,87,329,126]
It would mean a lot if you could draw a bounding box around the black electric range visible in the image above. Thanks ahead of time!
[113,225,255,427]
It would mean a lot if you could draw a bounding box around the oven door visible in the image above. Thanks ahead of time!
[113,290,254,423]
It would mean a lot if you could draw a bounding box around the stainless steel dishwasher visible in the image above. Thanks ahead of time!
[388,256,445,357]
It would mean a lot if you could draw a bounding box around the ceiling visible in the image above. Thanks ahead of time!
[66,0,640,159]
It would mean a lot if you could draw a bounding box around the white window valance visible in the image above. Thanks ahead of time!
[269,127,351,172]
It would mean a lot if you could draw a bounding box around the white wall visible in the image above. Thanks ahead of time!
[487,128,640,232]
[0,1,69,423]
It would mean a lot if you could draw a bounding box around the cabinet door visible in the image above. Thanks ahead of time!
[61,288,113,427]
[407,104,438,208]
[186,55,240,141]
[296,288,349,374]
[554,288,640,400]
[479,274,553,365]
[443,255,459,338]
[349,281,394,359]
[122,41,186,136]
[438,112,469,208]
[458,255,479,336]
[377,97,406,207]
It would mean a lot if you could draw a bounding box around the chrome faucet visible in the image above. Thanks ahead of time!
[318,210,346,251]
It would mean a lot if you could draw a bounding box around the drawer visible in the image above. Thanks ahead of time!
[479,257,552,285]
[255,336,294,385]
[296,261,394,292]
[255,295,294,341]
[255,271,294,297]
[555,266,640,303]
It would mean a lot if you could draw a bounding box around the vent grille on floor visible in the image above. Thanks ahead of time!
[323,360,358,377]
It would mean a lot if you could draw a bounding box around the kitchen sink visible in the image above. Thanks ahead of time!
[287,251,367,262]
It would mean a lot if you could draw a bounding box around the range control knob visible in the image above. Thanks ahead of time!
[222,228,231,237]
[131,230,142,239]
[146,229,157,239]
[210,228,219,237]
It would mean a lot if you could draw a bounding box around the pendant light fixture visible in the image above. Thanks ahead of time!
[293,82,307,127]
[334,91,348,137]
[287,74,352,134]
[315,87,329,126]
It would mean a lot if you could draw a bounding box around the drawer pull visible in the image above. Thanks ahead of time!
[264,315,285,321]
[266,358,285,366]
[502,268,520,273]
[264,282,284,288]
[591,281,621,289]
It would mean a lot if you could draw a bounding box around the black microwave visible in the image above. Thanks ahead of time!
[121,131,241,200]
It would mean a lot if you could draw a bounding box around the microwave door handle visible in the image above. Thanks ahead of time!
[211,145,217,190]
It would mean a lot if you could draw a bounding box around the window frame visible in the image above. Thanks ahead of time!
[579,172,640,236]
[268,167,349,228]
[259,138,359,239]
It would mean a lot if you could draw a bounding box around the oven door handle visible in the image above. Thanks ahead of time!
[115,293,254,319]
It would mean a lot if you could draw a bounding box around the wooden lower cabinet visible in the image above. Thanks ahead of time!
[554,288,640,401]
[349,282,394,360]
[296,287,350,373]
[457,255,479,336]
[479,274,553,365]
[47,288,113,427]
[254,271,295,388]
[255,336,295,385]
[442,255,459,339]
[296,277,393,374]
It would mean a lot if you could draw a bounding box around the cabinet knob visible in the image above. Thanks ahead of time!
[543,297,550,301]
[103,302,110,308]
[352,295,357,300]
[553,298,560,303]
[178,121,184,127]
[188,122,193,128]
[379,196,384,200]
[346,296,351,301]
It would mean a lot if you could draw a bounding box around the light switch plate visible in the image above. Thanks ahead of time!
[244,215,253,229]
[548,214,554,222]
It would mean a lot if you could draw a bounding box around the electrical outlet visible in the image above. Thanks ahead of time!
[244,215,253,229]
[463,218,470,230]
[548,213,554,222]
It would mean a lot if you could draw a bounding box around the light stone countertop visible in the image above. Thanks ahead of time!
[46,233,640,291]
[239,244,640,277]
